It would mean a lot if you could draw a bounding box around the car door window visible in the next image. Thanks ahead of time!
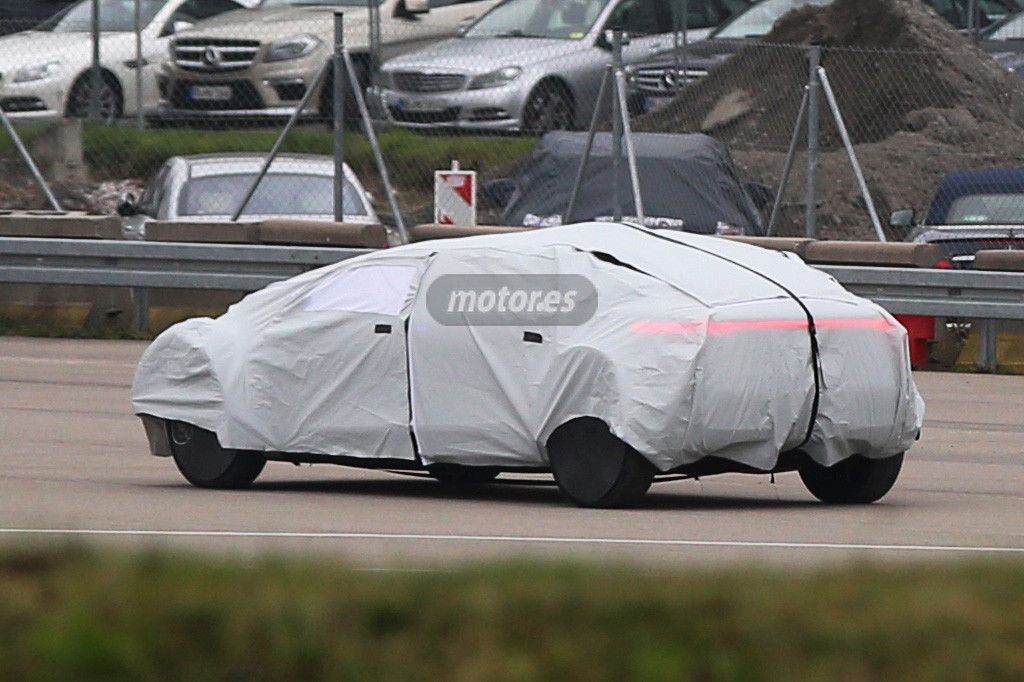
[303,264,419,315]
[606,0,674,37]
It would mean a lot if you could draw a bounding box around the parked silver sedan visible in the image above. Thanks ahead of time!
[377,0,751,132]
[118,153,379,238]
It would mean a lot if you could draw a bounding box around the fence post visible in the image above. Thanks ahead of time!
[804,44,821,239]
[979,319,997,372]
[90,0,102,120]
[611,30,624,222]
[135,0,144,129]
[333,11,346,223]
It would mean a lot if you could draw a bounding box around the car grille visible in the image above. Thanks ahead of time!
[391,72,467,93]
[388,106,461,124]
[633,66,708,96]
[173,38,261,73]
[169,80,265,111]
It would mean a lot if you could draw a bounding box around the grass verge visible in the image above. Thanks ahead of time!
[1,548,1022,681]
[82,125,537,191]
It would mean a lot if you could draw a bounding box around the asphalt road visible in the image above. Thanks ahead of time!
[2,336,1023,568]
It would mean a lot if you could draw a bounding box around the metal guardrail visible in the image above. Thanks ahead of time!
[2,238,1023,369]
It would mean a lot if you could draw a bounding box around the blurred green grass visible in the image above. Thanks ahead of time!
[1,548,1022,681]
[81,125,537,192]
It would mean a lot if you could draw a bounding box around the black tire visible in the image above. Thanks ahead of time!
[522,81,574,134]
[168,420,265,489]
[66,73,123,123]
[319,60,368,124]
[428,464,500,487]
[547,417,655,508]
[798,453,904,504]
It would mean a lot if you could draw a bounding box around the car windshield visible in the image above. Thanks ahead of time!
[988,13,1024,39]
[945,192,1024,224]
[464,0,611,40]
[713,0,832,39]
[38,0,165,32]
[179,173,366,217]
[259,0,386,8]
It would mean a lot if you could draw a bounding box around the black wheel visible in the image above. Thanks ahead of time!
[320,60,368,123]
[798,453,904,504]
[522,81,574,134]
[547,418,655,508]
[67,74,123,123]
[168,420,265,489]
[428,464,500,487]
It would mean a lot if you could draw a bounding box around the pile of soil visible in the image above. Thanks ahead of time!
[636,0,1024,239]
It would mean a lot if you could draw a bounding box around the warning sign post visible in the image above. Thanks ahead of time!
[434,161,477,226]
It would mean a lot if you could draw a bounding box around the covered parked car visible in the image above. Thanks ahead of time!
[118,153,379,238]
[0,0,248,120]
[495,131,766,234]
[378,0,753,131]
[132,221,923,508]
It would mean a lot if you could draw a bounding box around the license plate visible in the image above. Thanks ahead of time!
[190,85,232,102]
[398,97,447,113]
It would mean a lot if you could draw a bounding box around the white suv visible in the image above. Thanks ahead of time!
[154,0,499,121]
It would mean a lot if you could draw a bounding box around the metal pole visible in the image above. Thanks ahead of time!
[979,319,997,372]
[615,69,644,222]
[367,0,381,86]
[231,63,330,221]
[0,108,61,211]
[676,0,688,97]
[333,11,346,223]
[804,45,821,239]
[968,0,978,43]
[818,67,886,242]
[90,0,102,120]
[767,88,808,236]
[611,30,623,222]
[135,0,144,129]
[565,66,611,224]
[343,49,408,243]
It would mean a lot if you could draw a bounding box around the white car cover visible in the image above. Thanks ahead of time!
[132,222,925,472]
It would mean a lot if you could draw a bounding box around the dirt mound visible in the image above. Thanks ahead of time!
[635,0,1024,238]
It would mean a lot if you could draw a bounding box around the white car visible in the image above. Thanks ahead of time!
[132,222,924,508]
[118,153,380,238]
[0,0,249,122]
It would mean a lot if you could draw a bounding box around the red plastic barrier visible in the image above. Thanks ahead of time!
[895,315,935,369]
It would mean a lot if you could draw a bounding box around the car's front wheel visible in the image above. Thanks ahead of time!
[798,453,904,504]
[522,81,574,134]
[168,420,265,489]
[66,73,123,123]
[547,417,655,508]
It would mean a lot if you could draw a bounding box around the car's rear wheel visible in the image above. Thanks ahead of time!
[798,453,904,504]
[168,420,265,489]
[429,464,500,487]
[547,417,655,508]
[522,81,574,134]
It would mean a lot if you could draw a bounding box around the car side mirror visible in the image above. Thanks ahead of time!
[596,29,630,51]
[889,208,916,235]
[395,0,430,18]
[483,178,516,210]
[117,192,139,217]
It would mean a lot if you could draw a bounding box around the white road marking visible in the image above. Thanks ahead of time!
[1,528,1023,554]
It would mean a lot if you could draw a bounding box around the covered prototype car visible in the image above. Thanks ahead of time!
[132,222,924,508]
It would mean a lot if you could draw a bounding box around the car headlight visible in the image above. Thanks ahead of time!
[12,60,63,83]
[468,66,522,90]
[265,34,322,63]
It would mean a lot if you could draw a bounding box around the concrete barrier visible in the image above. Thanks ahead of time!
[721,236,815,258]
[803,241,944,268]
[973,250,1024,272]
[0,211,122,239]
[144,220,389,249]
[409,224,533,242]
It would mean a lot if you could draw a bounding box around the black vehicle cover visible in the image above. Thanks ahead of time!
[500,132,764,235]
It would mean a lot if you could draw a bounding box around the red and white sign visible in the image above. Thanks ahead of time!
[434,163,477,226]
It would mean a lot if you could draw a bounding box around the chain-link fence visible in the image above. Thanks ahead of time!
[2,0,1024,260]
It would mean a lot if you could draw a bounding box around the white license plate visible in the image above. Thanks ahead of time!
[398,97,447,113]
[190,85,232,102]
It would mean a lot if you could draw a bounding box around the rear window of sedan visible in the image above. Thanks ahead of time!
[178,173,366,217]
